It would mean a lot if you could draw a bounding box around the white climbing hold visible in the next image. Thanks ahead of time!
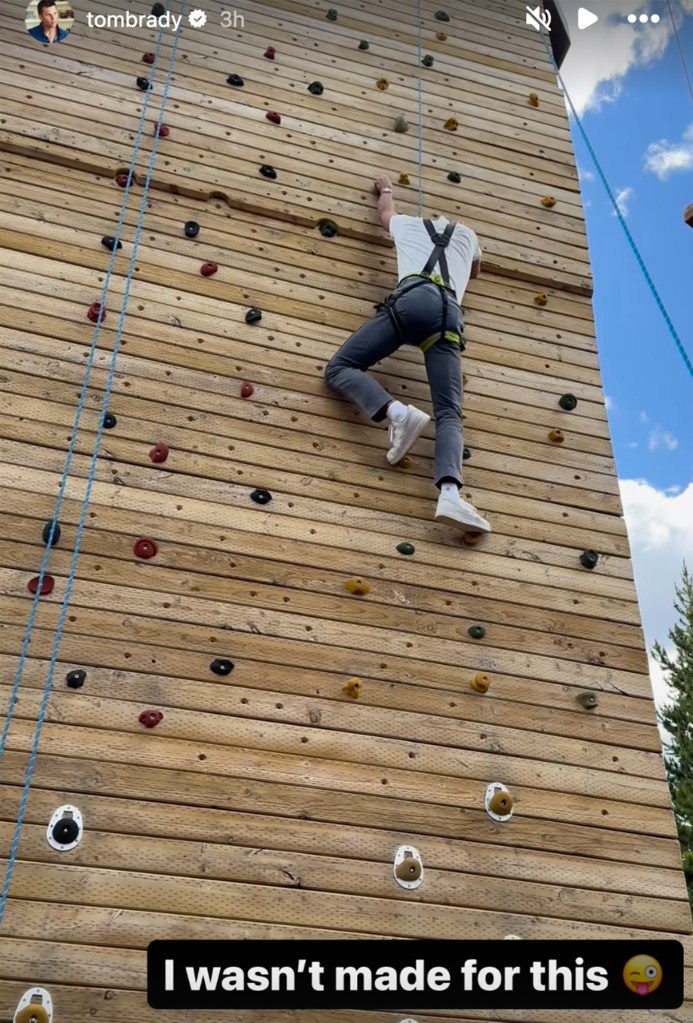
[504,934,523,939]
[14,987,53,1023]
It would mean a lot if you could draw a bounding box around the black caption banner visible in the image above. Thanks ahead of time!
[148,939,683,1010]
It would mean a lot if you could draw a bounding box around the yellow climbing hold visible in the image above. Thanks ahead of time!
[471,672,491,693]
[376,77,389,91]
[398,172,410,186]
[436,30,447,40]
[444,118,458,131]
[346,577,369,595]
[528,92,539,107]
[534,293,548,306]
[342,677,363,699]
[489,789,513,815]
[541,195,557,208]
[395,857,422,881]
[549,428,565,443]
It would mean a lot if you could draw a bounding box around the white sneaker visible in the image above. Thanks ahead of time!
[386,405,431,464]
[435,491,492,533]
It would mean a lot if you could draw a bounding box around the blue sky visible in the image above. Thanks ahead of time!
[556,0,693,703]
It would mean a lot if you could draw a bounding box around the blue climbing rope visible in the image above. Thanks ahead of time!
[539,30,692,378]
[416,0,424,216]
[0,4,189,931]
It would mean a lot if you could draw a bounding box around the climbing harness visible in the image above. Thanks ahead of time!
[375,220,464,354]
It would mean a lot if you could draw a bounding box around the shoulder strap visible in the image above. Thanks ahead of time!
[421,220,457,285]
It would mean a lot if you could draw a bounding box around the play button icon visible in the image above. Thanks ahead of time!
[577,7,599,29]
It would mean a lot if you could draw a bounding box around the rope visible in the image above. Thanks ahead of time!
[539,30,692,378]
[416,0,424,216]
[666,0,693,111]
[0,4,188,930]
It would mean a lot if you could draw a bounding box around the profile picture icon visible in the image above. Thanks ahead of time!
[623,955,663,997]
[26,0,74,44]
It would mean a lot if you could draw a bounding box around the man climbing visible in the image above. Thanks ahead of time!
[324,174,491,534]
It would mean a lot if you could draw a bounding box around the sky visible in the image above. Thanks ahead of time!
[553,0,693,707]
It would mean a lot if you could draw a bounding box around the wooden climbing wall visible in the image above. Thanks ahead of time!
[0,0,691,1020]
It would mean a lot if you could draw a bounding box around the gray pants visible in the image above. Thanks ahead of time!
[324,278,465,488]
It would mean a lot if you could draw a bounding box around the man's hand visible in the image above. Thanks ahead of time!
[373,175,393,196]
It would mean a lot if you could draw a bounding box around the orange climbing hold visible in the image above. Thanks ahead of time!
[471,672,491,693]
[541,195,557,208]
[342,677,363,699]
[528,92,539,107]
[345,577,369,595]
[398,173,410,186]
[376,78,389,90]
[436,30,447,40]
[444,118,458,131]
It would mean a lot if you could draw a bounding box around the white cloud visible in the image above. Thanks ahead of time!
[648,425,679,451]
[604,394,614,410]
[639,411,651,423]
[578,164,596,182]
[644,123,693,179]
[613,186,634,217]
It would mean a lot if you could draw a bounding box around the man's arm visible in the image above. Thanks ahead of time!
[374,175,395,230]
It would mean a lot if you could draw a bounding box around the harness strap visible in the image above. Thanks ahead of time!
[422,219,456,289]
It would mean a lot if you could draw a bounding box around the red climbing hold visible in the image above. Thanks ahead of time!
[139,709,163,728]
[264,46,276,59]
[149,443,169,463]
[87,302,105,323]
[115,173,131,188]
[134,537,158,559]
[28,575,55,596]
[240,382,254,398]
[266,111,281,124]
[200,262,218,277]
[155,123,170,137]
[142,52,155,63]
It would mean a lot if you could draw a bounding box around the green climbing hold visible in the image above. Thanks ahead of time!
[468,625,486,640]
[559,393,578,411]
[576,691,598,710]
[448,171,461,183]
[358,40,369,49]
[318,219,338,237]
[421,54,434,67]
[396,542,415,556]
[435,9,450,21]
[393,116,409,133]
[580,549,599,570]
[308,81,324,96]
[326,7,338,19]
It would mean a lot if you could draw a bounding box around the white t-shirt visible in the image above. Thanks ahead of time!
[389,214,481,304]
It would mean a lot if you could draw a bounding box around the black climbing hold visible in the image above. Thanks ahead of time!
[103,412,117,429]
[184,220,200,238]
[251,488,272,505]
[151,2,165,14]
[226,73,244,86]
[448,171,461,183]
[245,307,262,324]
[358,40,369,49]
[101,236,122,252]
[580,549,599,570]
[463,446,471,460]
[210,658,234,676]
[308,81,324,96]
[42,520,61,547]
[435,9,450,20]
[136,77,152,91]
[421,54,434,67]
[468,624,486,640]
[326,7,338,19]
[66,669,86,689]
[559,393,578,411]
[397,542,415,556]
[318,219,338,237]
[259,164,277,179]
[52,817,79,844]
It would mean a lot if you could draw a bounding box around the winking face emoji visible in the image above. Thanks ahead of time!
[623,955,662,996]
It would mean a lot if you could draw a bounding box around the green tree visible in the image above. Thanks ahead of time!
[654,561,693,907]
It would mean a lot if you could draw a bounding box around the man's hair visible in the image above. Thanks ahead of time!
[37,0,57,13]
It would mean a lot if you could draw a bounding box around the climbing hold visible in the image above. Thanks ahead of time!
[576,691,599,710]
[245,306,262,324]
[240,381,254,398]
[142,52,155,64]
[485,783,513,821]
[471,672,491,693]
[462,531,485,546]
[463,446,471,460]
[468,624,486,640]
[345,577,369,596]
[46,805,82,851]
[398,455,413,469]
[393,116,409,133]
[264,46,276,59]
[541,195,557,207]
[448,171,461,183]
[28,576,54,596]
[103,412,117,429]
[463,374,468,385]
[101,236,122,252]
[398,173,410,186]
[42,520,61,547]
[559,393,578,411]
[149,442,169,463]
[436,30,447,40]
[358,40,369,49]
[184,220,200,238]
[66,669,86,689]
[155,123,170,137]
[151,1,165,13]
[13,987,53,1023]
[326,7,338,19]
[435,9,450,20]
[139,709,163,728]
[580,549,599,570]
[394,845,423,889]
[318,219,338,237]
[136,76,152,91]
[115,172,132,188]
[504,934,523,939]
[87,302,105,323]
[548,428,565,443]
[210,658,234,676]
[444,118,458,131]
[396,542,415,556]
[227,73,244,86]
[200,262,218,277]
[134,537,158,559]
[259,164,277,179]
[528,92,540,107]
[342,677,363,699]
[421,54,434,67]
[376,78,389,91]
[534,293,548,306]
[250,488,272,504]
[308,81,324,96]
[266,111,282,124]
